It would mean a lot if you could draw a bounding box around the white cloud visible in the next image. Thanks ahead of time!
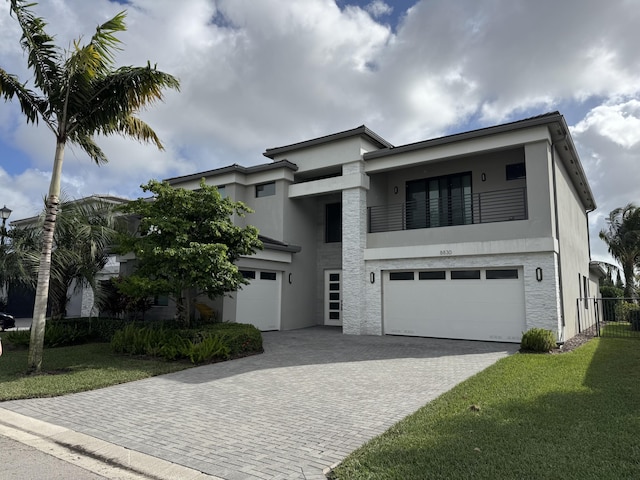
[366,1,393,18]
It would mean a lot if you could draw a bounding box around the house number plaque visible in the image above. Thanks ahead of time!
[439,250,453,256]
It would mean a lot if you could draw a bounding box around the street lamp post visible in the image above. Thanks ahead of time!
[0,205,12,246]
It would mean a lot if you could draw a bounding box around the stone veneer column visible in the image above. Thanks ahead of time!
[341,161,368,335]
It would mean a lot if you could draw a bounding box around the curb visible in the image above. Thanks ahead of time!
[0,408,222,480]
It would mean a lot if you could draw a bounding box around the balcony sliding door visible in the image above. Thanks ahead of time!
[406,172,472,229]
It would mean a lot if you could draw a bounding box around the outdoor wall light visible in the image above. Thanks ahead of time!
[288,273,293,284]
[536,267,543,282]
[393,186,399,194]
[370,272,375,284]
[481,173,487,182]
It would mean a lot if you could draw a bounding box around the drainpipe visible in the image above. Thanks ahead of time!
[550,133,566,342]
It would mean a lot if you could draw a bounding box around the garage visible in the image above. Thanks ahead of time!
[383,268,525,342]
[235,270,281,331]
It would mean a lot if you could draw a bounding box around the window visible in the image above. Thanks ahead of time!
[506,163,526,180]
[451,270,481,280]
[406,172,472,229]
[260,271,277,280]
[153,294,169,307]
[239,270,256,279]
[325,203,342,243]
[389,271,415,281]
[583,275,589,308]
[216,185,226,197]
[419,271,446,280]
[255,182,275,197]
[486,269,519,279]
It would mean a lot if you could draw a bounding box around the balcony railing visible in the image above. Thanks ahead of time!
[368,187,527,233]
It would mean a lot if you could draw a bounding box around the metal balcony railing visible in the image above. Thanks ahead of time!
[368,187,528,233]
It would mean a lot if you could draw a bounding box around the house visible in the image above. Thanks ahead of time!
[160,111,596,343]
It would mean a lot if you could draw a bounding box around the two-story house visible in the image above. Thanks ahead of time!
[165,112,597,343]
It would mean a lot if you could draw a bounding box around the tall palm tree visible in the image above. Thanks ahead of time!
[599,204,640,298]
[0,1,180,372]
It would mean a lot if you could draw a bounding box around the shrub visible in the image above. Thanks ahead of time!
[110,321,262,364]
[521,328,556,353]
[614,302,640,325]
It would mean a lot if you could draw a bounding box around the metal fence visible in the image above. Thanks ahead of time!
[578,297,640,339]
[368,187,527,233]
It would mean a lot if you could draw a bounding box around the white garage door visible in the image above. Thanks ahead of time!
[235,270,281,331]
[383,268,525,342]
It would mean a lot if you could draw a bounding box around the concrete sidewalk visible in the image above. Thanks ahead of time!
[2,327,517,479]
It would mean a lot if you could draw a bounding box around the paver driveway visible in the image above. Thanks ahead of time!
[3,327,517,480]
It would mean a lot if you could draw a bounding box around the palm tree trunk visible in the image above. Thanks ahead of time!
[27,141,64,373]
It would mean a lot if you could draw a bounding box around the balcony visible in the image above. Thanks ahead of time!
[368,187,527,233]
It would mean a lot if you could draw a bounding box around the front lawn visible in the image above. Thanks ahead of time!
[332,338,640,479]
[0,341,191,401]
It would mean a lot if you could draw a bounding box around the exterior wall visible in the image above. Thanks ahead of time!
[269,136,379,174]
[280,195,318,330]
[364,251,561,338]
[341,161,368,334]
[554,146,592,340]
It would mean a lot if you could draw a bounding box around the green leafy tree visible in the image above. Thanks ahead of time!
[599,204,640,298]
[0,1,180,372]
[118,180,262,325]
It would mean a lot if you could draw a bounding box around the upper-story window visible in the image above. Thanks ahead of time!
[506,162,526,180]
[406,172,472,229]
[255,182,276,197]
[325,202,342,243]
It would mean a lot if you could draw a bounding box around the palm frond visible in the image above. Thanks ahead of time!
[69,132,109,165]
[0,68,53,128]
[9,0,61,96]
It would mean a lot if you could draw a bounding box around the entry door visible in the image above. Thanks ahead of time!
[324,270,342,326]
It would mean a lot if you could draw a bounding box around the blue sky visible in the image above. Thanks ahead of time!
[1,0,640,264]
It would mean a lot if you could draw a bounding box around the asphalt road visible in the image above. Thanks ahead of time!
[0,434,109,480]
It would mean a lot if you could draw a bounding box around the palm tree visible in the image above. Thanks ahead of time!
[0,1,180,372]
[8,197,123,319]
[599,204,640,299]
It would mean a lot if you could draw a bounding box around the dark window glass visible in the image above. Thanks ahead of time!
[329,293,340,300]
[329,273,340,281]
[330,302,340,310]
[451,270,481,280]
[419,271,446,280]
[325,203,342,242]
[239,270,256,279]
[329,283,340,291]
[506,163,526,180]
[329,312,340,320]
[255,182,276,197]
[406,172,472,229]
[486,269,519,279]
[389,271,415,281]
[260,272,277,280]
[154,294,169,307]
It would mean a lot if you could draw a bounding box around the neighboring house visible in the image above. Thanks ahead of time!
[157,112,598,343]
[7,195,128,318]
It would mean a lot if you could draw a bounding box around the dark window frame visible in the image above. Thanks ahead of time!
[255,182,276,197]
[419,271,446,280]
[451,270,481,280]
[506,162,526,180]
[486,269,519,280]
[389,271,415,281]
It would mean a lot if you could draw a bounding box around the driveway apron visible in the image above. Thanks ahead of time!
[2,327,517,480]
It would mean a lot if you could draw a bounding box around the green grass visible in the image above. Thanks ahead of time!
[601,321,640,338]
[0,339,191,401]
[332,338,640,480]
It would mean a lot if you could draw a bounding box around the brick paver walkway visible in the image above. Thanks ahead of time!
[3,327,517,480]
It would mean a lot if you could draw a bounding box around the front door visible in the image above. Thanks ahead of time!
[324,270,342,326]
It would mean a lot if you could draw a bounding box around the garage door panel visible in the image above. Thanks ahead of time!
[383,269,524,342]
[236,270,281,331]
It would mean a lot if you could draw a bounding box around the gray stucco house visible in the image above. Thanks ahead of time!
[153,112,597,343]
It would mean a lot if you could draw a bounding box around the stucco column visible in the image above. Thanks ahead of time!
[342,161,368,335]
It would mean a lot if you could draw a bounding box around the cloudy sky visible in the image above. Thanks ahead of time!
[0,0,639,265]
